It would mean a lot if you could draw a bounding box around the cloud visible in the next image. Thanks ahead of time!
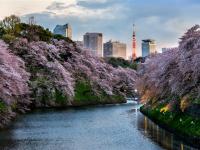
[46,2,76,10]
[1,0,200,57]
[76,0,119,9]
[44,0,123,21]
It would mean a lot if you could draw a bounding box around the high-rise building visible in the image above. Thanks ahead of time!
[53,24,72,39]
[103,40,127,59]
[142,39,157,57]
[83,33,103,57]
[28,16,36,25]
[132,24,137,60]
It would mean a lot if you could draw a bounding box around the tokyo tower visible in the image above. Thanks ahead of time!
[132,24,137,60]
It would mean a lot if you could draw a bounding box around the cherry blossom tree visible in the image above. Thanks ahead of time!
[0,40,30,127]
[137,25,200,111]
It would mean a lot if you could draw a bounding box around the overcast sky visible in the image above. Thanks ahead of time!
[0,0,200,57]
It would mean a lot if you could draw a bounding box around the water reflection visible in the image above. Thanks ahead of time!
[0,129,20,150]
[0,104,198,150]
[137,114,198,150]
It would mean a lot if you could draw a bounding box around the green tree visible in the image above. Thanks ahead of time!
[2,34,16,43]
[1,15,53,42]
[0,22,6,38]
[2,15,21,35]
[17,23,53,42]
[105,57,137,70]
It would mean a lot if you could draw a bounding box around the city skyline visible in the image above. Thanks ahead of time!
[0,0,200,57]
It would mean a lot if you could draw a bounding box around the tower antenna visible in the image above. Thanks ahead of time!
[132,24,137,60]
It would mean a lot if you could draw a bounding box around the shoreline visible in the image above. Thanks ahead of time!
[140,107,200,149]
[0,100,127,130]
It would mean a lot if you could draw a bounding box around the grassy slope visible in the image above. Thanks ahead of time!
[140,105,200,147]
[73,80,125,106]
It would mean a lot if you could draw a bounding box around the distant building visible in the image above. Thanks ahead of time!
[53,24,72,39]
[83,33,103,57]
[103,40,127,59]
[142,39,157,57]
[75,41,84,48]
[162,48,170,53]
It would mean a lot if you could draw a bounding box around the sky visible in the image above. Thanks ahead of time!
[0,0,200,57]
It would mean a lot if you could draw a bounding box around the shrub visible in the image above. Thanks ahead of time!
[53,34,67,40]
[0,24,6,38]
[54,89,68,105]
[0,100,6,112]
[105,57,137,70]
[74,80,98,102]
[53,34,74,43]
[2,34,16,43]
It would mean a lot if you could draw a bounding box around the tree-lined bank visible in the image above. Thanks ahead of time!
[137,25,200,148]
[0,15,137,128]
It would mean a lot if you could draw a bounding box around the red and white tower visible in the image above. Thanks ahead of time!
[132,24,137,60]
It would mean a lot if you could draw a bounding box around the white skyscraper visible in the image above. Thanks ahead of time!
[103,40,127,59]
[83,33,103,57]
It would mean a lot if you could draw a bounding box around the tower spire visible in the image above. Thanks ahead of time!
[132,24,137,60]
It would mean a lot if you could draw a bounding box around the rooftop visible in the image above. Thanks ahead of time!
[84,33,103,36]
[142,39,155,43]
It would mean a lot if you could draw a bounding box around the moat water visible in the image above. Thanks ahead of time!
[0,102,198,150]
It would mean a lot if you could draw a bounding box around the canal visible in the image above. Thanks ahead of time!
[0,102,198,150]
